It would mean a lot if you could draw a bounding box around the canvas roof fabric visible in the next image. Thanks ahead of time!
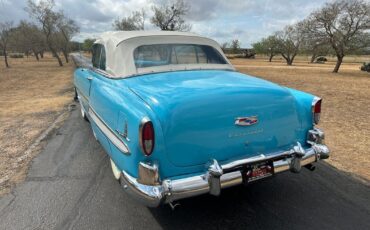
[93,31,235,78]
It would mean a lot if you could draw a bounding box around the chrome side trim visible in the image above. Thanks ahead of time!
[88,107,130,154]
[90,67,115,79]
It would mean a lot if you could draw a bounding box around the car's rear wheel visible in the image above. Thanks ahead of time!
[110,159,121,180]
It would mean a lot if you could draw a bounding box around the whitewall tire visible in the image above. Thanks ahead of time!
[110,159,121,180]
[79,103,88,121]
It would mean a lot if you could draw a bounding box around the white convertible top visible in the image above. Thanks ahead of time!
[93,31,235,78]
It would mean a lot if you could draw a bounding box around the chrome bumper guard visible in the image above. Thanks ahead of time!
[120,128,329,207]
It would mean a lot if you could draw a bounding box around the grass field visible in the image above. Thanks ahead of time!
[0,54,369,196]
[0,55,74,195]
[232,57,370,182]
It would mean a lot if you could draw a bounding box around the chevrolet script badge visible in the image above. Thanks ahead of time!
[235,116,258,126]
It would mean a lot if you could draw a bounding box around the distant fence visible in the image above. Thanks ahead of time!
[70,53,92,68]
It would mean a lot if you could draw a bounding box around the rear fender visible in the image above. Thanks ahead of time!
[285,87,315,133]
[89,76,202,178]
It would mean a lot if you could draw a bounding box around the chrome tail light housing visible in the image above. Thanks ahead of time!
[312,97,322,125]
[139,117,155,156]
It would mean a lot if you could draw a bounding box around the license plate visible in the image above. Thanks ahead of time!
[245,161,274,183]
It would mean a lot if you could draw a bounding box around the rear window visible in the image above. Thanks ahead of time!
[133,44,227,68]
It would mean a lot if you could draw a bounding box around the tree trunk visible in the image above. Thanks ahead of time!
[33,50,39,61]
[283,57,292,65]
[45,35,63,66]
[290,54,297,66]
[281,53,292,66]
[310,53,317,63]
[50,48,63,66]
[40,51,44,58]
[53,51,63,66]
[48,45,63,66]
[333,55,343,73]
[269,54,274,62]
[3,48,9,68]
[62,49,69,63]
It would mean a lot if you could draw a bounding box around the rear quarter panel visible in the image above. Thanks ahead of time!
[89,74,203,179]
[285,87,315,142]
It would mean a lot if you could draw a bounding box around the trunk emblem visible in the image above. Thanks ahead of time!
[235,116,258,126]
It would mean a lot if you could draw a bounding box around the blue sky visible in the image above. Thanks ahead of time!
[0,0,334,47]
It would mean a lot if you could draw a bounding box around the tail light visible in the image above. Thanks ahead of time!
[312,97,322,125]
[139,118,155,156]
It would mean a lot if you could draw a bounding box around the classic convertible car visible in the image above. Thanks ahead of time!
[73,31,329,207]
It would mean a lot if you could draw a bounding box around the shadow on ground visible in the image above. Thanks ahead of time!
[148,163,370,230]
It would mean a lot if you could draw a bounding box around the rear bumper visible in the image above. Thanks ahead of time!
[120,129,329,207]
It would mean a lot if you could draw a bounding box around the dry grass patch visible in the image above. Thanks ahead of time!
[0,55,74,196]
[232,58,370,182]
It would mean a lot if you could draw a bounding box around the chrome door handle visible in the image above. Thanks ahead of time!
[87,76,93,80]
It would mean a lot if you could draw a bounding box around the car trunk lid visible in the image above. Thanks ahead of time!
[126,70,303,167]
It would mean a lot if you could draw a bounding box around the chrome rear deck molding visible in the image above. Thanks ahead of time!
[88,107,130,154]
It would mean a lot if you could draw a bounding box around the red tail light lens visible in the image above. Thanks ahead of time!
[312,97,322,124]
[140,120,154,156]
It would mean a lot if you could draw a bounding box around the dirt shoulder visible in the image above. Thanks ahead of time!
[0,55,74,196]
[232,57,370,182]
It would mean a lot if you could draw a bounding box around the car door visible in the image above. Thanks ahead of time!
[77,44,102,112]
[86,44,114,156]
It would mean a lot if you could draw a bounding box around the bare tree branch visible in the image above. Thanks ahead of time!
[25,0,64,66]
[113,10,145,31]
[150,0,192,31]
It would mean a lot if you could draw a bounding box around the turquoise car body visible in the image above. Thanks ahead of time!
[74,68,315,179]
[72,31,329,207]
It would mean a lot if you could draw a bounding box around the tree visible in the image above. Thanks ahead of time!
[12,21,46,61]
[82,38,96,52]
[150,0,191,31]
[221,42,229,52]
[276,23,304,65]
[252,35,280,62]
[26,0,64,66]
[0,21,13,68]
[298,19,330,63]
[302,40,332,63]
[308,0,370,72]
[56,14,79,63]
[113,9,145,30]
[231,39,241,54]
